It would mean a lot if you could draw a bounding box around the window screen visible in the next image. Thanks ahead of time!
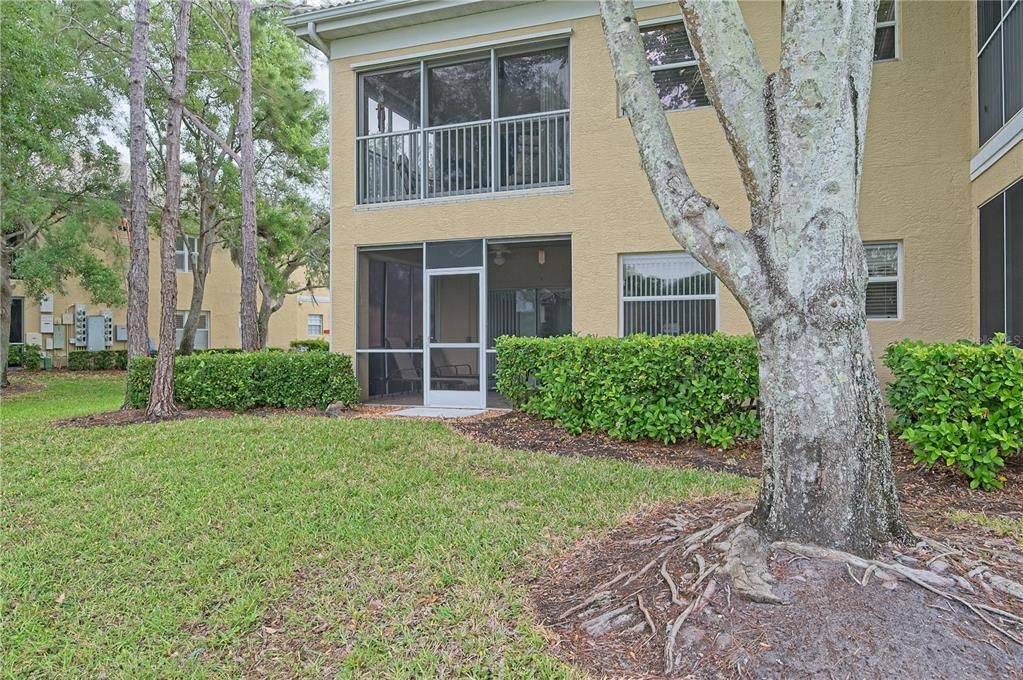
[864,243,901,319]
[620,253,717,335]
[977,1,1022,145]
[980,178,1023,344]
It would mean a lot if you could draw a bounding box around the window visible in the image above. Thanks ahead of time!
[980,177,1022,344]
[174,311,209,349]
[175,235,198,273]
[356,41,570,205]
[864,242,901,319]
[978,0,1022,145]
[874,0,898,60]
[307,314,323,336]
[620,253,717,335]
[640,22,708,111]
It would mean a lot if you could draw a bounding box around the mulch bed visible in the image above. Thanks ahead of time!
[0,381,46,397]
[54,404,399,428]
[453,412,1023,678]
[450,412,1023,521]
[528,496,1023,679]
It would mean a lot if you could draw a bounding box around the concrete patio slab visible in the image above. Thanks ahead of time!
[393,407,487,419]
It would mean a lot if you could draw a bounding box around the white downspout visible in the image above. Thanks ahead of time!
[306,21,329,56]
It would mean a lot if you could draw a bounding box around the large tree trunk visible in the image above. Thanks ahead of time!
[751,320,907,554]
[0,248,12,389]
[255,272,286,349]
[600,0,909,556]
[236,0,259,352]
[147,0,191,419]
[124,0,151,406]
[177,183,217,355]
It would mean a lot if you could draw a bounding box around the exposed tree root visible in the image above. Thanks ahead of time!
[555,509,1023,674]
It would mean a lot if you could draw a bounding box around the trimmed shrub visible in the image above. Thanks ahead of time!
[884,334,1022,490]
[20,344,43,370]
[68,350,128,370]
[127,350,360,411]
[8,344,23,367]
[495,334,760,448]
[187,348,243,355]
[290,339,329,352]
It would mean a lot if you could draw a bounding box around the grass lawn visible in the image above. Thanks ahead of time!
[1,372,751,678]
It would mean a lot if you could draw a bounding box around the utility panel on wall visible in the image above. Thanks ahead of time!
[115,325,127,342]
[39,294,54,313]
[40,314,54,333]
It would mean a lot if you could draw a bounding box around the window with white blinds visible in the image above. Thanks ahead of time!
[619,253,717,335]
[864,242,901,319]
[175,311,210,349]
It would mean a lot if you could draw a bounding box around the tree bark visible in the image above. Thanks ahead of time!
[147,0,192,419]
[125,0,151,406]
[236,0,259,352]
[600,0,910,556]
[0,248,12,389]
[177,157,220,354]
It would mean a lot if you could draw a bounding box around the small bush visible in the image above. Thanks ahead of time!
[290,339,329,352]
[494,334,760,448]
[20,344,43,370]
[187,348,243,355]
[885,334,1023,490]
[68,350,128,370]
[8,344,23,367]
[127,350,359,411]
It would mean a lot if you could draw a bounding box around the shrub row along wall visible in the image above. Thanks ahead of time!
[127,351,359,411]
[494,334,760,448]
[885,334,1022,490]
[7,344,42,369]
[69,350,128,370]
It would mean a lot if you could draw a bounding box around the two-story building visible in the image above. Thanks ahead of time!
[9,229,331,364]
[285,0,1021,409]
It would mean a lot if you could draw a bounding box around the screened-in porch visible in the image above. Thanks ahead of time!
[355,237,572,408]
[356,41,570,205]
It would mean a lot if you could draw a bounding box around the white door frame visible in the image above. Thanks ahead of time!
[424,267,486,408]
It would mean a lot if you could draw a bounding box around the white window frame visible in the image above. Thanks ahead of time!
[175,235,199,273]
[874,0,900,62]
[637,17,707,113]
[864,241,903,321]
[175,310,210,349]
[307,313,324,336]
[618,252,720,336]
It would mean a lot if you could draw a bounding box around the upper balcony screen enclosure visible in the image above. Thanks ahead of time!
[357,42,570,205]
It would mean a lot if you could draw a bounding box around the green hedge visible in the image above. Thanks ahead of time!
[8,344,42,369]
[127,351,360,411]
[494,334,760,448]
[290,339,329,352]
[885,334,1022,490]
[69,350,128,370]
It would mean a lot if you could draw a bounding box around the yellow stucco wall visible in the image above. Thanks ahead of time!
[326,1,983,375]
[11,231,329,365]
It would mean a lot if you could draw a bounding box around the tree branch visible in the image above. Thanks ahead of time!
[598,0,766,311]
[678,0,773,223]
[73,17,242,166]
[196,0,242,69]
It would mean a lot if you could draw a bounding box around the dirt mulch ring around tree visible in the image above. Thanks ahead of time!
[0,381,47,397]
[450,411,1023,521]
[453,413,1023,678]
[527,495,1023,679]
[54,404,401,428]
